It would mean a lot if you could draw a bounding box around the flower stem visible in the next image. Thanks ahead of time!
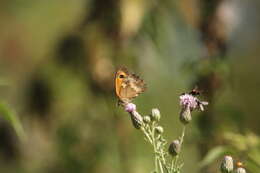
[155,156,158,173]
[151,122,159,172]
[158,159,164,173]
[179,126,186,145]
[141,126,153,144]
[174,126,186,169]
[170,155,176,172]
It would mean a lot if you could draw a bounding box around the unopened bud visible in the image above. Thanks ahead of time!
[236,168,246,173]
[179,106,192,124]
[151,108,161,121]
[221,156,234,173]
[143,116,151,124]
[129,111,143,129]
[168,140,181,156]
[155,126,164,134]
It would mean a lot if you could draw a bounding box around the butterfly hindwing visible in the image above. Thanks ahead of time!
[115,67,146,104]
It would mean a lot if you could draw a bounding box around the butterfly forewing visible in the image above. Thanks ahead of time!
[115,67,146,104]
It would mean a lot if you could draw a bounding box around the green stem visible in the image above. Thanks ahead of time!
[170,157,174,172]
[179,126,186,145]
[151,122,159,172]
[155,156,158,173]
[141,126,153,144]
[174,126,186,169]
[174,155,179,168]
[158,159,164,173]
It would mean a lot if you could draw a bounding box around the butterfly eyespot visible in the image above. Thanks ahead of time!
[119,74,125,78]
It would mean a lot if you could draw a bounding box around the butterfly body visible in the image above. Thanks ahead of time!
[115,67,146,105]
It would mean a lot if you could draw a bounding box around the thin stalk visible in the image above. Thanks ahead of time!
[151,122,159,172]
[170,157,174,172]
[141,126,153,144]
[174,126,186,168]
[179,126,186,145]
[155,156,159,173]
[174,155,179,168]
[158,159,164,173]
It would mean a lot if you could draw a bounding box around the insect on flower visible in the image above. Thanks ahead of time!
[180,87,209,111]
[115,67,147,106]
[189,87,201,96]
[236,161,244,168]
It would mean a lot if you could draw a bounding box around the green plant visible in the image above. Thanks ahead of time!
[120,90,208,173]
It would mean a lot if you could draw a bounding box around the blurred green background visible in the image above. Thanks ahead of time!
[0,0,260,172]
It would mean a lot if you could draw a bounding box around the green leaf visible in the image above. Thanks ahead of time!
[199,146,229,168]
[0,102,26,141]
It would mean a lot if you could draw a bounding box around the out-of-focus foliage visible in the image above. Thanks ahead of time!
[201,132,260,172]
[0,0,260,173]
[0,102,25,141]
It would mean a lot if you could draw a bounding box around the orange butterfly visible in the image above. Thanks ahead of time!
[236,161,244,168]
[115,67,146,105]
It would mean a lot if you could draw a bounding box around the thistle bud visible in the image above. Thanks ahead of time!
[143,116,151,124]
[179,105,192,124]
[151,108,161,121]
[155,126,164,134]
[129,111,143,129]
[168,140,181,156]
[236,168,246,173]
[220,156,234,173]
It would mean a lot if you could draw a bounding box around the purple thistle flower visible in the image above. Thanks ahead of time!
[180,94,198,110]
[180,93,209,111]
[123,103,143,129]
[124,103,136,113]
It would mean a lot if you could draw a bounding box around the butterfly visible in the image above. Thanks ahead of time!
[236,161,244,168]
[115,67,146,105]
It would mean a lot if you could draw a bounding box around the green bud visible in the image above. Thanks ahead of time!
[179,106,192,124]
[129,111,143,129]
[168,140,181,156]
[155,126,164,134]
[236,168,246,173]
[221,156,234,173]
[143,116,151,124]
[151,108,161,122]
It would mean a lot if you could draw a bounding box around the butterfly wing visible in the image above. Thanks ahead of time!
[115,67,129,98]
[118,73,146,103]
[115,68,146,104]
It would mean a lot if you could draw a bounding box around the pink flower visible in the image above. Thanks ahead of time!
[179,94,198,110]
[179,93,209,111]
[124,103,136,113]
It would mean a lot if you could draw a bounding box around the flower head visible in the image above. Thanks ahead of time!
[179,105,192,124]
[129,111,143,129]
[236,167,246,173]
[235,162,246,173]
[155,126,164,134]
[125,103,136,113]
[180,93,208,111]
[143,116,151,124]
[168,139,181,156]
[151,108,161,121]
[124,103,143,129]
[180,94,198,110]
[221,155,234,173]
